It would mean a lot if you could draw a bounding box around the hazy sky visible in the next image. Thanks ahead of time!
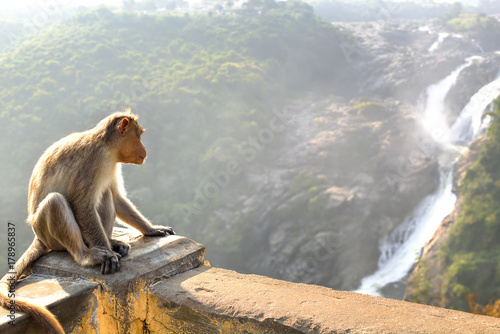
[0,0,482,12]
[0,0,122,10]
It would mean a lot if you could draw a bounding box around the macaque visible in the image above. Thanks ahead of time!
[0,110,174,333]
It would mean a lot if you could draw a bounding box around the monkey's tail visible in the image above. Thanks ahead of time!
[0,238,64,334]
[0,289,64,334]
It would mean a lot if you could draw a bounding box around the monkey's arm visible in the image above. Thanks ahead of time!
[74,207,113,249]
[114,195,175,236]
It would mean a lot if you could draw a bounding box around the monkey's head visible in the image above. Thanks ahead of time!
[98,111,148,165]
[116,116,147,165]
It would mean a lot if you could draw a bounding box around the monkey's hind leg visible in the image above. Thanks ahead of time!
[30,192,113,267]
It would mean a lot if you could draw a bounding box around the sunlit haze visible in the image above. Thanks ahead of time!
[0,0,499,316]
[0,0,482,11]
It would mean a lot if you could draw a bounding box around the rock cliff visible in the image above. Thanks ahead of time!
[197,18,500,292]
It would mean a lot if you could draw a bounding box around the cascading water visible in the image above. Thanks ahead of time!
[355,57,500,297]
[452,71,500,143]
[428,32,449,53]
[420,59,473,145]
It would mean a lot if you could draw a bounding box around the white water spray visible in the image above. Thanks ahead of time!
[452,71,500,143]
[420,59,473,144]
[428,32,449,53]
[355,57,500,297]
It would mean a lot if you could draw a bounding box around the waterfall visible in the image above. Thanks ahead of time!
[428,32,449,53]
[354,57,500,297]
[420,59,473,144]
[476,43,485,54]
[451,71,500,143]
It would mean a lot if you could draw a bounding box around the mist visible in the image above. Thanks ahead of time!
[0,0,499,312]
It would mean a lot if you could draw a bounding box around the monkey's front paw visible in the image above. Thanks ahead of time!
[145,225,175,237]
[100,254,120,275]
[87,246,112,265]
[111,240,130,258]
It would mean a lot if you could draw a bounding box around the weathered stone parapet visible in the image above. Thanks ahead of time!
[0,275,99,333]
[3,227,500,333]
[148,265,500,334]
[0,227,205,333]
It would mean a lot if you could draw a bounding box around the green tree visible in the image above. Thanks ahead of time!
[441,2,462,22]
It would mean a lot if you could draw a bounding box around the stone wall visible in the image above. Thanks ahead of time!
[2,228,500,333]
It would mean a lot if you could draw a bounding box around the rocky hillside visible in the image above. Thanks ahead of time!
[207,96,439,290]
[196,18,500,291]
[1,4,499,295]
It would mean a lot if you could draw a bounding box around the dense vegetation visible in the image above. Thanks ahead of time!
[0,2,348,269]
[440,4,500,52]
[440,98,500,311]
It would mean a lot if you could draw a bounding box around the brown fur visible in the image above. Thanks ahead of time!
[1,110,174,333]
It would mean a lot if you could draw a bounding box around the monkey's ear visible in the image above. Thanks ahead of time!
[119,118,130,136]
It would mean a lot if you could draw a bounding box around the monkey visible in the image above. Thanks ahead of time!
[0,110,175,333]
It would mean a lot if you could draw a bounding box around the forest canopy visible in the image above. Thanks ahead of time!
[0,2,349,268]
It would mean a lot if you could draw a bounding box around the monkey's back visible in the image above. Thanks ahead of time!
[27,130,111,215]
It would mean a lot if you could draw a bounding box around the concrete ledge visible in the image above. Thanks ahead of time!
[4,228,500,334]
[32,228,205,285]
[0,275,99,333]
[148,266,500,334]
[0,228,205,333]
